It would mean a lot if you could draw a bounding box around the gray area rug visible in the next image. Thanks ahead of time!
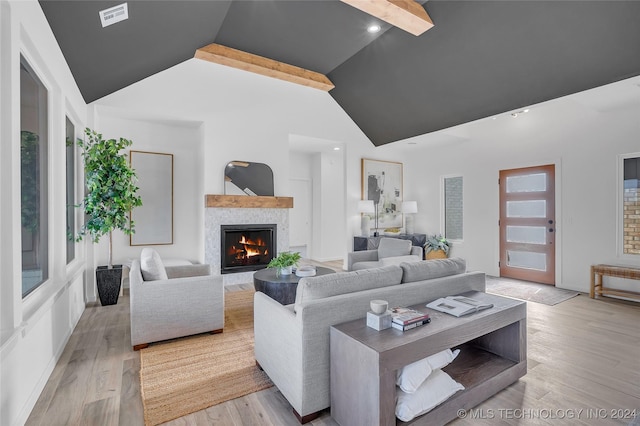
[486,276,580,306]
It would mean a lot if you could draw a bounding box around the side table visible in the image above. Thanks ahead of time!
[253,266,336,305]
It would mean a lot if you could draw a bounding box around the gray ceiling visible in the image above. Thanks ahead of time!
[39,1,640,146]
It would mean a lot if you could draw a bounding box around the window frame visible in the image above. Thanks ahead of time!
[65,115,76,264]
[20,54,49,299]
[618,152,640,260]
[440,174,464,242]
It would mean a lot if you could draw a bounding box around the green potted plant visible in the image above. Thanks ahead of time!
[424,234,451,259]
[267,251,302,276]
[76,128,143,305]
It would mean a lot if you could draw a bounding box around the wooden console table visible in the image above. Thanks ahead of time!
[590,264,640,301]
[330,291,526,426]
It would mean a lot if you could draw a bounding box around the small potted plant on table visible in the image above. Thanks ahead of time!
[424,234,451,260]
[267,251,302,276]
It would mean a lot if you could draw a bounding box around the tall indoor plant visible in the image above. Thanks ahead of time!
[77,128,142,305]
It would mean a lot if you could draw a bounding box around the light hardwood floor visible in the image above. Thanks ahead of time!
[25,262,639,426]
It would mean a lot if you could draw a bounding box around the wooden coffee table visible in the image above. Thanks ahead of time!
[253,266,336,305]
[330,291,527,426]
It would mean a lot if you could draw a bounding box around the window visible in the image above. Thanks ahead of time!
[443,176,463,240]
[623,156,639,255]
[20,56,48,297]
[66,117,75,263]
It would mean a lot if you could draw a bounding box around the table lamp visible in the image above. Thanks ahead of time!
[402,201,418,235]
[358,200,375,237]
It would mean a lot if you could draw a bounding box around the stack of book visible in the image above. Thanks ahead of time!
[390,307,431,331]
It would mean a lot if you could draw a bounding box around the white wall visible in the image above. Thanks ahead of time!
[90,114,205,276]
[396,79,640,293]
[0,1,87,425]
[310,150,346,261]
[92,59,379,264]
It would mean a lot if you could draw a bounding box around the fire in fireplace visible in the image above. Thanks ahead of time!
[220,224,276,274]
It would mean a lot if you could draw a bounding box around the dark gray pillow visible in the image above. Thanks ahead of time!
[400,258,466,283]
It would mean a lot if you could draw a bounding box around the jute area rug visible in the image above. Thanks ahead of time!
[139,289,273,425]
[486,276,580,306]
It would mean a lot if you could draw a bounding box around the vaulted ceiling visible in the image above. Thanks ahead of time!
[39,1,640,146]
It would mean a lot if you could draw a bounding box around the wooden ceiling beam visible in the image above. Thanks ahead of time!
[340,0,434,36]
[195,43,335,91]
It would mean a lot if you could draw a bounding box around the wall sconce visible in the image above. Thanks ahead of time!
[402,201,418,234]
[358,200,375,237]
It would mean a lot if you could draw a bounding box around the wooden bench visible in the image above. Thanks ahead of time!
[590,264,640,301]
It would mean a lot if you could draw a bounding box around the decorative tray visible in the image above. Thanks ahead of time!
[295,266,317,277]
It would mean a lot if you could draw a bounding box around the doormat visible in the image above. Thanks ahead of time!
[486,276,580,306]
[139,290,272,425]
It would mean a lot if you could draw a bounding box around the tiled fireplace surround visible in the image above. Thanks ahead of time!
[204,195,292,286]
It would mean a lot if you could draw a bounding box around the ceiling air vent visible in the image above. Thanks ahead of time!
[99,3,129,28]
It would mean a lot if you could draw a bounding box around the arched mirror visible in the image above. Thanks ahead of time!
[224,161,274,196]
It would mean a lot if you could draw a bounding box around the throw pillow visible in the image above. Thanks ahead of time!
[378,238,412,259]
[400,257,466,283]
[396,369,465,422]
[396,348,460,393]
[140,248,168,281]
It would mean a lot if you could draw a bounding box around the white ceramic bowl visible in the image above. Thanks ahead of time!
[370,299,388,315]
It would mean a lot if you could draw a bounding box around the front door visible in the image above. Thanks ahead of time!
[499,165,556,285]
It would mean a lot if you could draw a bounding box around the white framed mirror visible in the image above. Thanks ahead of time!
[130,150,173,245]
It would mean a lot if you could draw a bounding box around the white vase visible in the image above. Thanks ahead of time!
[279,266,293,276]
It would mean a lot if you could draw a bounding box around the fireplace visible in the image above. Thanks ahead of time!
[220,224,277,274]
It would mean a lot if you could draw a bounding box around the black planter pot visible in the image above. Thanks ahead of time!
[96,265,123,306]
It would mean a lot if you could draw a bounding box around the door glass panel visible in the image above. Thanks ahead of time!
[507,250,546,271]
[506,200,546,218]
[506,226,546,244]
[506,173,546,193]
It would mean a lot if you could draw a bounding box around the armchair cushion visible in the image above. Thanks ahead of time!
[165,264,211,279]
[378,238,412,259]
[380,255,422,267]
[140,248,168,281]
[400,258,466,283]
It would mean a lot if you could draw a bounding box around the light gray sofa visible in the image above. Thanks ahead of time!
[253,257,484,422]
[129,258,224,350]
[347,237,423,271]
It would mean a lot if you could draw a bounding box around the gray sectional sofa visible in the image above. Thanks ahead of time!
[253,257,485,422]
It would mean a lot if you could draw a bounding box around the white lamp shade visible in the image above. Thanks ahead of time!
[402,201,418,214]
[358,200,375,214]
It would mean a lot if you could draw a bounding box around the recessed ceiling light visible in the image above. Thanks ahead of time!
[367,24,381,33]
[334,147,341,151]
[523,109,530,113]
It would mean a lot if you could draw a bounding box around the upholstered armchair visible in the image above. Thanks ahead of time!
[347,237,423,271]
[129,248,224,350]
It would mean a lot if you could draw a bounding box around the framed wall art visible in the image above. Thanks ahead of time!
[130,150,174,245]
[361,158,403,232]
